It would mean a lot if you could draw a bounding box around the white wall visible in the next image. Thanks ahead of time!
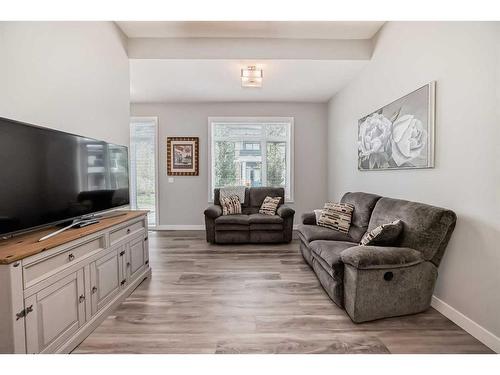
[0,22,130,145]
[131,102,329,226]
[327,22,500,349]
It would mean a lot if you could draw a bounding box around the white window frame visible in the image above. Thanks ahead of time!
[208,116,294,203]
[130,116,159,228]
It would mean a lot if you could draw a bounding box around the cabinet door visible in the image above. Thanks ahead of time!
[126,235,146,283]
[24,270,86,353]
[90,248,122,315]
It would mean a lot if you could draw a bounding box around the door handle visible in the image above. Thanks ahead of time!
[91,286,98,294]
[68,253,75,261]
[79,294,85,303]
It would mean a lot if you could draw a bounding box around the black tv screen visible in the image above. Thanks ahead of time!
[0,117,130,236]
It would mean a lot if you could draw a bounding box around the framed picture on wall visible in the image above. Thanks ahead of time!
[358,81,436,171]
[167,137,199,176]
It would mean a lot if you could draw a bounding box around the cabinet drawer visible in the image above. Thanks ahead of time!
[109,220,145,246]
[23,237,105,286]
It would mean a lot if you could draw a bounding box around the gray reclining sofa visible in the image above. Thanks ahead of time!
[204,187,295,244]
[297,192,457,322]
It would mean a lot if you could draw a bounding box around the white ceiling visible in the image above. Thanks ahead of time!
[130,59,368,103]
[125,22,381,103]
[118,21,384,39]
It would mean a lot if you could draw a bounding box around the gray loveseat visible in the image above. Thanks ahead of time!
[298,192,457,322]
[204,187,295,244]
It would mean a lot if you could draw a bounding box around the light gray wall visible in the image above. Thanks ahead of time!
[0,22,130,145]
[327,22,500,345]
[131,102,329,226]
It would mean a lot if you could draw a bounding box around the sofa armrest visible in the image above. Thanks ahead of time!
[340,245,424,270]
[301,212,316,225]
[204,205,222,219]
[277,205,295,219]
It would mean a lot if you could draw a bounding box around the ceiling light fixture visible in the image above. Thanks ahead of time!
[241,66,263,88]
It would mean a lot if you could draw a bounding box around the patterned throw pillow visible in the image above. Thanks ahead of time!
[259,196,282,215]
[360,219,404,246]
[313,209,323,224]
[317,202,354,233]
[220,195,242,215]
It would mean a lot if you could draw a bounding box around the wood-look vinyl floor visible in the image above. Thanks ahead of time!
[74,231,493,354]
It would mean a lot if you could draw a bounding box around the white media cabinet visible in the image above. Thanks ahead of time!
[0,211,151,353]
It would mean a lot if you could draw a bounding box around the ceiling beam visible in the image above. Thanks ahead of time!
[127,37,373,60]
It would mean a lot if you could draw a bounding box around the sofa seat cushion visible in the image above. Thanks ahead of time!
[215,214,250,230]
[250,224,283,231]
[296,224,356,244]
[247,214,283,231]
[309,240,356,280]
[248,213,283,224]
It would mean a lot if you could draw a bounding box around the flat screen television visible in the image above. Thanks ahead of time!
[0,116,130,237]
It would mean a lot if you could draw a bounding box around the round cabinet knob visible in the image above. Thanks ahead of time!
[68,254,75,261]
[126,228,131,234]
[92,286,98,294]
[383,272,394,281]
[79,294,85,303]
[126,262,131,267]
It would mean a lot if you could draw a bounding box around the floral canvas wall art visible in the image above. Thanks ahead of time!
[358,82,435,170]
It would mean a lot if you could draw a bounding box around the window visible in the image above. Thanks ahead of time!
[130,117,158,227]
[208,117,294,202]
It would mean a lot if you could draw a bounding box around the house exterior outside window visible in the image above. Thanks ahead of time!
[208,117,294,202]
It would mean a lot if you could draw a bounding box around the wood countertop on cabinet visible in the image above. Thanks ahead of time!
[0,210,149,264]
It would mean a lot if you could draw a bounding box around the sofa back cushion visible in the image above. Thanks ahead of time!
[249,187,285,208]
[214,188,250,207]
[368,197,457,266]
[340,192,382,242]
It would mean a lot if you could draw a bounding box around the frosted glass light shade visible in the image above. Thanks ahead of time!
[241,66,263,87]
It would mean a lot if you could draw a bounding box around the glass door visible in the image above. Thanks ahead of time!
[130,117,158,227]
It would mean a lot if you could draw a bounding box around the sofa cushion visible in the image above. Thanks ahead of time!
[214,188,250,207]
[249,187,284,207]
[215,214,249,226]
[309,240,355,279]
[216,224,250,231]
[360,219,403,246]
[220,195,242,215]
[249,224,283,231]
[248,214,283,231]
[248,213,283,224]
[242,207,259,215]
[368,197,457,265]
[259,196,282,215]
[317,202,354,233]
[340,192,382,242]
[297,224,356,244]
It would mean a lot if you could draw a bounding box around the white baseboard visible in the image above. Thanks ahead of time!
[153,225,205,230]
[431,295,499,353]
[153,225,300,230]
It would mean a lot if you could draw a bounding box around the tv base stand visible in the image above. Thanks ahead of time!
[0,210,150,353]
[38,218,100,242]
